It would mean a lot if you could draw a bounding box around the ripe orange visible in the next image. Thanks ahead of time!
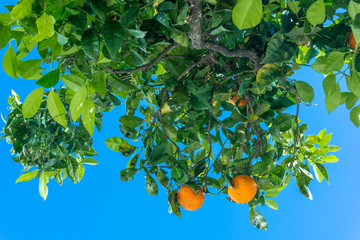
[177,185,205,211]
[239,98,247,106]
[228,175,257,204]
[348,31,358,50]
[229,94,246,106]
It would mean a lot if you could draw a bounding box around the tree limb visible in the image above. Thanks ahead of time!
[187,0,262,72]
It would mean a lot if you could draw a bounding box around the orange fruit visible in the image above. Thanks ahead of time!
[177,185,205,211]
[348,31,358,50]
[228,175,257,204]
[229,95,246,107]
[239,98,247,106]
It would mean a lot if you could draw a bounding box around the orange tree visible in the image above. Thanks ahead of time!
[4,0,360,230]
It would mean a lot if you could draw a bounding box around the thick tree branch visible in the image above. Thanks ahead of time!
[187,0,262,72]
[204,42,262,72]
[188,0,203,49]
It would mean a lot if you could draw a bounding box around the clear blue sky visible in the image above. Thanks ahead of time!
[1,2,360,240]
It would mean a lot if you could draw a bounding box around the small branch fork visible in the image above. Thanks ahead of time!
[243,89,263,161]
[188,0,262,72]
[145,90,181,155]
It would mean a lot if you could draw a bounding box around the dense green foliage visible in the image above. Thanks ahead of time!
[2,0,357,229]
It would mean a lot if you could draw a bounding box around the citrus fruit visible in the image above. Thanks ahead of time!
[239,98,247,106]
[229,95,246,107]
[348,31,358,50]
[177,185,205,211]
[228,175,257,204]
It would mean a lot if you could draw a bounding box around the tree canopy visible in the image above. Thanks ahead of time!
[3,0,358,230]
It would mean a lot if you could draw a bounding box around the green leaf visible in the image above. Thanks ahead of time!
[323,74,341,113]
[82,158,99,165]
[18,59,43,79]
[203,177,221,189]
[35,70,60,88]
[127,153,140,168]
[249,207,267,230]
[0,25,11,50]
[103,20,123,58]
[349,1,360,20]
[232,0,263,30]
[145,173,158,195]
[343,92,359,109]
[171,166,183,179]
[104,137,136,157]
[311,56,326,73]
[91,71,107,94]
[60,74,86,92]
[131,49,147,67]
[324,51,345,73]
[47,91,67,128]
[262,33,298,64]
[295,81,314,103]
[350,106,360,127]
[10,0,35,20]
[119,116,143,128]
[82,98,96,136]
[39,172,49,200]
[120,8,139,25]
[306,0,325,26]
[22,88,43,118]
[274,113,292,132]
[288,1,301,14]
[70,83,88,122]
[251,161,271,176]
[149,143,170,164]
[313,164,323,183]
[81,29,100,61]
[168,189,181,218]
[66,157,79,183]
[2,46,17,79]
[347,72,360,98]
[316,163,329,183]
[265,199,278,210]
[296,181,313,200]
[109,76,136,91]
[32,13,56,43]
[322,155,339,163]
[327,145,341,152]
[120,168,137,182]
[299,167,314,179]
[16,170,38,183]
[127,29,147,38]
[319,133,332,147]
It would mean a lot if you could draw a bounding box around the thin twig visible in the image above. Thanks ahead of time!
[209,112,232,139]
[176,55,209,81]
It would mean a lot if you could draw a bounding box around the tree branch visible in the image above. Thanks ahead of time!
[188,0,203,49]
[106,42,179,74]
[176,55,209,81]
[187,0,262,72]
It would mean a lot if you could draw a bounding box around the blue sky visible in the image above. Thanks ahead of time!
[1,2,360,240]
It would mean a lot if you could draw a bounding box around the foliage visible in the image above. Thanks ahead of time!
[1,0,354,230]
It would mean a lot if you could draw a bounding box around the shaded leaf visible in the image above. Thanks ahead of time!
[81,29,100,61]
[249,207,267,230]
[35,70,60,88]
